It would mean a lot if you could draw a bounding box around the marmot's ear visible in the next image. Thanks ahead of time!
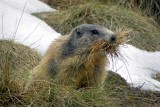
[75,28,83,38]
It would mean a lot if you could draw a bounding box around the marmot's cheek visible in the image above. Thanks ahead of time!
[79,37,91,46]
[78,42,89,48]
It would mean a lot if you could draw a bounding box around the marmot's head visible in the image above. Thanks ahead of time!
[61,24,124,57]
[70,24,116,47]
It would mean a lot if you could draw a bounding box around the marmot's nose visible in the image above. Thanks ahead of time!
[110,34,116,43]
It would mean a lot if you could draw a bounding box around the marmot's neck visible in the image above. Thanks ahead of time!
[83,51,107,69]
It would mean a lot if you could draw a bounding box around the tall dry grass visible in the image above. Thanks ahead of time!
[0,40,41,106]
[35,3,160,51]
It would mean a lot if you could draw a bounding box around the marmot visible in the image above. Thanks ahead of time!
[27,24,125,89]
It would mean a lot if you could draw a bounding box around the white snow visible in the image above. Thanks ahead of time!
[0,0,160,91]
[0,0,60,55]
[1,0,55,13]
[108,44,160,91]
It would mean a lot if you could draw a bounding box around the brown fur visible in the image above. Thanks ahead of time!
[27,26,129,89]
[29,35,107,88]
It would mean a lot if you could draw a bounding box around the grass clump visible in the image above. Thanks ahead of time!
[41,0,85,9]
[1,1,160,106]
[0,40,41,106]
[42,0,160,24]
[103,72,160,106]
[98,0,160,24]
[118,0,160,24]
[35,3,160,51]
[23,71,160,107]
[0,40,159,106]
[0,40,41,71]
[153,73,160,82]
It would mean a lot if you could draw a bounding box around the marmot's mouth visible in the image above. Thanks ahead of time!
[104,43,118,55]
[90,40,118,54]
[105,28,131,55]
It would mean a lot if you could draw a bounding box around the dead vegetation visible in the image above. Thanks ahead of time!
[0,40,41,106]
[153,73,160,82]
[1,0,160,106]
[34,3,160,52]
[0,36,160,107]
[41,0,160,24]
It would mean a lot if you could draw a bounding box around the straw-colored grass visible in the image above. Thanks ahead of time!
[34,3,160,51]
[41,0,85,9]
[0,41,160,106]
[118,0,160,24]
[0,40,41,106]
[1,1,160,106]
[153,73,160,82]
[41,0,160,24]
[0,40,41,71]
[18,71,160,106]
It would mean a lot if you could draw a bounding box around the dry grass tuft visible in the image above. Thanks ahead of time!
[34,3,160,51]
[0,40,41,106]
[118,0,160,24]
[0,40,41,71]
[153,73,160,82]
[1,1,160,106]
[41,0,85,9]
[22,71,160,106]
[90,28,131,58]
[108,28,131,55]
[42,0,160,24]
[0,40,160,106]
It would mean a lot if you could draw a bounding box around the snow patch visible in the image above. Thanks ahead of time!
[108,44,160,91]
[0,0,60,55]
[1,0,55,13]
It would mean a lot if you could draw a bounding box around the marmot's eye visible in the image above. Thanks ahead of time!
[91,30,99,35]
